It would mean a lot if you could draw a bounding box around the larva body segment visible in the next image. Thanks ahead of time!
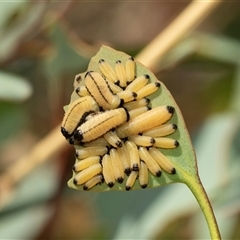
[116,143,131,175]
[83,175,103,190]
[73,108,129,143]
[125,57,135,83]
[128,106,150,119]
[102,154,115,187]
[125,140,140,171]
[85,71,121,110]
[153,137,179,149]
[128,135,155,147]
[73,156,101,172]
[98,59,119,84]
[136,82,161,100]
[123,98,150,111]
[116,106,174,138]
[74,163,102,185]
[115,60,127,88]
[104,131,122,148]
[138,161,148,188]
[117,90,137,103]
[143,123,177,137]
[110,148,125,183]
[148,147,176,174]
[125,171,138,191]
[138,147,162,177]
[76,146,108,159]
[126,74,149,92]
[61,96,99,139]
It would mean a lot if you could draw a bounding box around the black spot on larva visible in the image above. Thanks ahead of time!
[166,106,175,114]
[171,168,176,174]
[174,140,180,147]
[132,164,139,171]
[116,60,121,64]
[115,80,120,86]
[141,184,147,189]
[75,87,80,94]
[99,59,105,63]
[72,165,76,171]
[156,171,162,177]
[155,82,161,87]
[145,98,150,104]
[132,92,138,98]
[129,56,134,61]
[73,130,83,142]
[61,127,71,139]
[108,182,114,188]
[69,137,75,145]
[73,178,78,185]
[117,177,124,183]
[125,168,131,176]
[150,138,156,144]
[125,186,131,191]
[75,75,81,82]
[83,185,88,190]
[146,106,151,111]
[144,74,150,79]
[172,124,178,130]
[116,141,122,148]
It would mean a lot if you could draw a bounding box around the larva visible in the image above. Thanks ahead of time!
[148,147,176,174]
[116,142,131,175]
[136,82,161,100]
[73,156,101,172]
[138,161,148,188]
[126,74,149,92]
[102,154,115,188]
[115,60,127,87]
[75,86,89,97]
[73,163,102,185]
[61,96,99,139]
[98,59,119,84]
[128,135,155,147]
[142,123,177,137]
[125,140,140,171]
[76,146,108,159]
[83,175,103,190]
[72,108,129,143]
[123,98,150,111]
[153,138,179,149]
[125,171,138,191]
[125,57,135,84]
[138,147,162,177]
[116,106,175,138]
[109,148,125,183]
[128,106,151,119]
[84,71,121,110]
[104,131,122,148]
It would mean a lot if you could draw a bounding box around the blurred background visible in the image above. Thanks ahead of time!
[0,1,240,239]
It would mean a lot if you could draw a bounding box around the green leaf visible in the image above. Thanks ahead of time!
[64,46,221,239]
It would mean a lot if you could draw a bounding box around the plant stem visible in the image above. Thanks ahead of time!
[183,174,221,240]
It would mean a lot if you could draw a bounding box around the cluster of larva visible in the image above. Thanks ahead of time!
[61,57,179,191]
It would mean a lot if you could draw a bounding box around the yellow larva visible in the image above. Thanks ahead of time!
[138,161,148,188]
[73,163,102,185]
[128,106,151,119]
[83,137,110,147]
[138,147,162,177]
[117,90,137,103]
[136,82,161,100]
[104,131,122,148]
[148,147,176,174]
[153,137,179,149]
[102,154,115,187]
[128,135,155,147]
[84,71,121,110]
[143,123,177,137]
[116,142,131,175]
[83,174,103,190]
[126,74,149,92]
[61,96,99,139]
[125,140,140,171]
[115,60,127,88]
[75,86,89,97]
[109,148,125,183]
[125,171,138,191]
[123,98,150,111]
[73,156,101,172]
[72,108,129,143]
[125,57,135,83]
[98,59,119,84]
[76,146,108,159]
[106,79,123,94]
[116,106,174,138]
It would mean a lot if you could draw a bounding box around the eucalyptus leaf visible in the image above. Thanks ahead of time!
[63,46,221,239]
